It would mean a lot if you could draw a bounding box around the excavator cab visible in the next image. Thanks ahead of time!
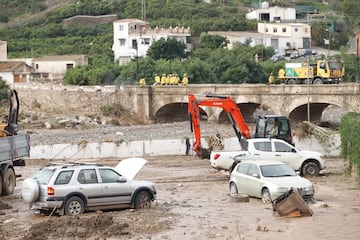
[254,115,293,145]
[0,89,19,137]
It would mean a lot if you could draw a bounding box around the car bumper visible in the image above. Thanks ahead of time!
[30,200,63,210]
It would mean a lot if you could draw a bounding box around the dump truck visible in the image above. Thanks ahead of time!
[277,59,344,84]
[0,89,30,196]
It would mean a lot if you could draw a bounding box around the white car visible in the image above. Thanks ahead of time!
[229,160,314,203]
[210,138,326,176]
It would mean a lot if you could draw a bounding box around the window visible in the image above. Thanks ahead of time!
[294,28,298,32]
[236,163,250,174]
[274,142,293,152]
[247,164,260,177]
[254,142,272,152]
[66,64,73,69]
[304,28,308,33]
[273,28,277,33]
[265,28,269,33]
[119,39,126,46]
[119,25,124,31]
[54,170,73,185]
[99,169,121,183]
[143,38,150,45]
[282,28,286,33]
[77,169,98,184]
[132,39,138,49]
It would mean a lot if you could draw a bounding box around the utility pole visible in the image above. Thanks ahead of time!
[141,0,146,21]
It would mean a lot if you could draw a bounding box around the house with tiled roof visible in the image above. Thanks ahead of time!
[0,61,32,87]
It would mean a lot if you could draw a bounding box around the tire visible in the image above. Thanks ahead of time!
[134,191,152,209]
[261,188,272,204]
[65,196,85,215]
[21,178,39,203]
[313,78,323,84]
[302,161,320,177]
[287,79,296,84]
[2,168,16,196]
[229,182,238,196]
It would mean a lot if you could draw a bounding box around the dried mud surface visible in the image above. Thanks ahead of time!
[0,155,359,240]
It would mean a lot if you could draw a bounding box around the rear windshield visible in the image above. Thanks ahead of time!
[32,168,56,184]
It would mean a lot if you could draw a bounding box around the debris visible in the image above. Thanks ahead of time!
[272,189,313,217]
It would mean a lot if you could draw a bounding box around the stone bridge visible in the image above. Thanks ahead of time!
[16,83,360,124]
[116,83,360,124]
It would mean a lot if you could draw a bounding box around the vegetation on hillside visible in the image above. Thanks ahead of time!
[340,112,360,177]
[0,0,359,85]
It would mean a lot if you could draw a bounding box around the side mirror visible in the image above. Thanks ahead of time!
[118,177,127,183]
[291,148,297,153]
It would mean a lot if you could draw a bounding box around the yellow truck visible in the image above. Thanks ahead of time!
[277,59,344,84]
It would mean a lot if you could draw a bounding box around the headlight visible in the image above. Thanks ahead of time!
[277,187,289,193]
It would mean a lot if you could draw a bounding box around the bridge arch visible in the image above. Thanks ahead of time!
[155,102,189,123]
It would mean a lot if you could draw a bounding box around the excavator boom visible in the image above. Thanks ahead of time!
[188,93,250,158]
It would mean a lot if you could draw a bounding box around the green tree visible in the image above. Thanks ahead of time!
[147,37,186,72]
[0,79,9,100]
[198,33,229,49]
[340,112,360,176]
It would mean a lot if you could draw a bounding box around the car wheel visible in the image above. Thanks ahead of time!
[313,78,323,84]
[261,188,272,204]
[21,178,39,203]
[287,79,296,84]
[134,191,152,209]
[302,162,320,176]
[2,168,16,196]
[65,196,85,215]
[229,182,238,196]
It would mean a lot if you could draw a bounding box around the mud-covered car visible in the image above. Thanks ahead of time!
[21,158,156,215]
[229,160,314,203]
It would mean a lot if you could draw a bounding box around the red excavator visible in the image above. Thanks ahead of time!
[188,93,293,158]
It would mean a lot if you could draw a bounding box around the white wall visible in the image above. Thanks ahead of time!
[29,134,340,160]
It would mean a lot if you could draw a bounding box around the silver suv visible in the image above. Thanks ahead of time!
[21,160,156,215]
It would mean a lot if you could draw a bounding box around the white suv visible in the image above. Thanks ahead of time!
[21,158,156,215]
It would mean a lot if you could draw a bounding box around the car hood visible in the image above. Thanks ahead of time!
[264,176,312,188]
[114,157,148,180]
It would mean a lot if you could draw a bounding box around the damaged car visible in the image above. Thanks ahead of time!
[21,158,156,215]
[229,160,314,203]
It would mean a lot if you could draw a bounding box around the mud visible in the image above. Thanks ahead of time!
[0,156,359,240]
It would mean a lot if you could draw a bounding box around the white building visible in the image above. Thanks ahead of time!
[112,18,191,65]
[31,55,88,82]
[208,22,311,53]
[246,2,296,22]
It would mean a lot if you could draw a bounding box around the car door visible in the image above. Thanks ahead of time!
[98,168,133,205]
[243,163,263,198]
[76,168,103,206]
[251,140,273,160]
[272,140,299,169]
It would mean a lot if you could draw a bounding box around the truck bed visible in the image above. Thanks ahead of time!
[0,133,30,163]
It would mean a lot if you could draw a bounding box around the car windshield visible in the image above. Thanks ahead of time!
[32,168,56,184]
[260,164,296,177]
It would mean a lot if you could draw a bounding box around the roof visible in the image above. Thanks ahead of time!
[0,61,29,71]
[113,18,148,25]
[33,55,87,62]
[208,31,287,39]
